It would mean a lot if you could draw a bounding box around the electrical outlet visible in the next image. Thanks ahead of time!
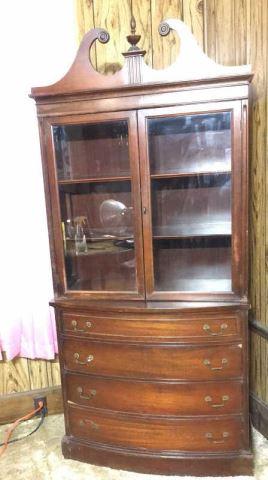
[33,396,48,416]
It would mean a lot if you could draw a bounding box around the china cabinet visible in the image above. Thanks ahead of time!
[31,18,253,476]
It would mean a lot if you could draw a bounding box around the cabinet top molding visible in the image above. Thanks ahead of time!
[31,18,252,100]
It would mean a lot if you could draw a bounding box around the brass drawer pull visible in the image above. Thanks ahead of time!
[203,323,228,336]
[205,394,229,408]
[73,353,94,365]
[77,387,96,400]
[203,358,228,371]
[71,320,92,332]
[205,431,229,444]
[79,419,99,430]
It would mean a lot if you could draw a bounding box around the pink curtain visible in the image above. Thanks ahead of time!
[0,0,76,360]
[0,307,58,361]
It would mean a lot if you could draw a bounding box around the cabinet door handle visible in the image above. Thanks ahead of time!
[204,394,229,408]
[143,207,147,214]
[73,353,94,365]
[203,358,228,371]
[203,323,228,336]
[205,431,229,444]
[77,387,96,400]
[70,320,92,332]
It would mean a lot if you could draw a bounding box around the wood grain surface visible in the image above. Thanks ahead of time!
[0,0,267,411]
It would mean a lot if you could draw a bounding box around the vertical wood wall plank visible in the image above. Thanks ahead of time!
[150,0,183,69]
[249,0,267,327]
[203,0,216,59]
[204,0,235,64]
[76,0,95,43]
[132,0,153,67]
[50,358,61,386]
[233,0,249,65]
[0,358,30,395]
[182,0,204,49]
[250,333,261,397]
[250,332,268,401]
[27,359,50,390]
[76,0,96,68]
[93,0,131,74]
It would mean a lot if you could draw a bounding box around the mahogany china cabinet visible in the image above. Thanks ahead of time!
[31,18,253,476]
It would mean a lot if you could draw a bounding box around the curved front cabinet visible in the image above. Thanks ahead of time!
[67,404,246,453]
[61,311,242,343]
[66,373,244,416]
[62,338,243,380]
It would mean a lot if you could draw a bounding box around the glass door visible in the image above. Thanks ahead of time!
[47,111,144,298]
[138,102,243,300]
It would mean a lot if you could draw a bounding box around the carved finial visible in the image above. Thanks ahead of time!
[126,14,141,51]
[130,14,136,35]
[122,10,146,84]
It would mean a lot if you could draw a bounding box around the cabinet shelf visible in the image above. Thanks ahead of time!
[58,175,131,185]
[150,170,231,180]
[154,278,232,292]
[153,222,231,239]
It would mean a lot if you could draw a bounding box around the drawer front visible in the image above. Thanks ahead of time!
[68,404,246,453]
[62,338,243,380]
[66,373,244,415]
[61,311,241,342]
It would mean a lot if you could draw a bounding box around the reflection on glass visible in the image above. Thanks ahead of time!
[59,181,136,291]
[152,174,231,238]
[153,237,232,292]
[53,120,137,293]
[148,112,232,293]
[53,121,129,181]
[148,112,231,175]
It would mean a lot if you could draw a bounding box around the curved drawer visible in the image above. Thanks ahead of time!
[62,338,243,380]
[67,404,246,453]
[66,373,244,415]
[61,311,242,343]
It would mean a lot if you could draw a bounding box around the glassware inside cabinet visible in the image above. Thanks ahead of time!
[53,120,138,293]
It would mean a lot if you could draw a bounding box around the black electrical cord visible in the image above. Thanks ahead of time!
[0,410,46,447]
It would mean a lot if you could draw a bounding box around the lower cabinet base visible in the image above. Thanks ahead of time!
[62,435,253,477]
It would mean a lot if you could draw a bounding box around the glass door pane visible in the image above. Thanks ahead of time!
[147,111,232,293]
[53,121,130,180]
[53,120,139,293]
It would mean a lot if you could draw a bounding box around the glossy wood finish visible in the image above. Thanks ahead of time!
[61,310,242,342]
[43,110,145,299]
[32,16,252,477]
[138,100,245,301]
[62,436,253,477]
[66,373,244,415]
[62,338,243,380]
[30,19,251,99]
[68,403,246,453]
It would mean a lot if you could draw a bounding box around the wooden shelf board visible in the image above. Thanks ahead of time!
[154,278,232,292]
[58,175,131,185]
[153,222,231,239]
[150,170,231,180]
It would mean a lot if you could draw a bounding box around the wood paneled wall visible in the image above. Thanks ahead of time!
[0,0,267,408]
[0,354,60,395]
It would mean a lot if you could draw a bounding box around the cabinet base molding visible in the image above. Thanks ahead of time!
[62,436,253,477]
[0,386,63,425]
